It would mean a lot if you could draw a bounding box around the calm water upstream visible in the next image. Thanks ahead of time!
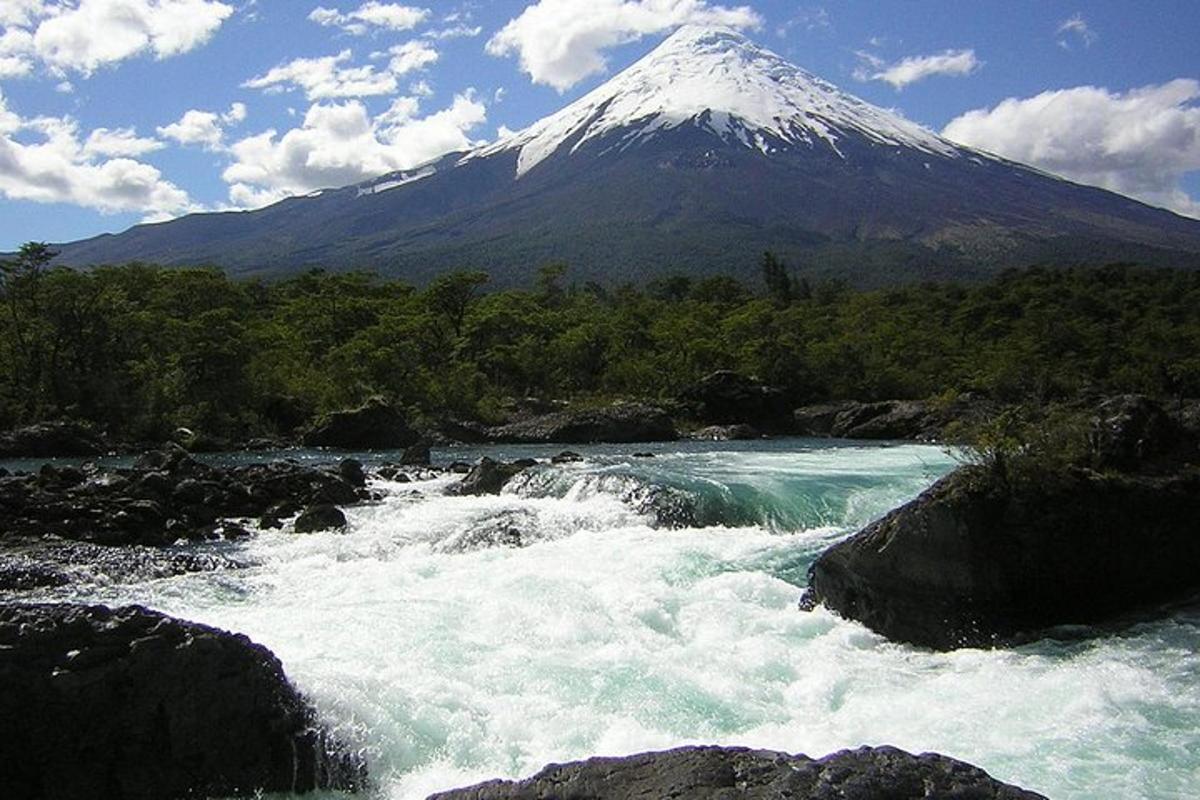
[11,439,1200,799]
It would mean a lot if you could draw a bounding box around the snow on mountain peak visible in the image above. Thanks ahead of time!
[471,25,960,178]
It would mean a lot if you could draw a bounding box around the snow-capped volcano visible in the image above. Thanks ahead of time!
[473,25,957,178]
[53,26,1200,285]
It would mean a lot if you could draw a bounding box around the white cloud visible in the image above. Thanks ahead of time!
[487,0,763,92]
[83,127,164,157]
[858,48,980,90]
[1057,13,1097,49]
[0,0,50,28]
[156,102,246,150]
[30,0,234,76]
[0,26,35,77]
[943,79,1200,219]
[387,40,438,74]
[309,2,429,36]
[244,50,398,100]
[424,23,482,40]
[221,90,486,207]
[409,79,433,97]
[0,88,192,215]
[0,55,33,78]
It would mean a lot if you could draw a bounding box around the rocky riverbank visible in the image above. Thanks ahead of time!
[0,603,364,798]
[428,745,1044,799]
[801,395,1200,649]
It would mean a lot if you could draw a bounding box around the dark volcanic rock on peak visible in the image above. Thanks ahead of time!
[428,744,1044,800]
[0,603,364,799]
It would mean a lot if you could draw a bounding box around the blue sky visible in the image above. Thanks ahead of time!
[1,0,1198,251]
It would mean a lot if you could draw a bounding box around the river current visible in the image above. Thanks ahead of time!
[14,439,1200,798]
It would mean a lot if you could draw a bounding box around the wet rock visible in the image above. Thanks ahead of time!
[802,464,1200,650]
[401,441,432,466]
[302,397,418,450]
[338,458,366,487]
[0,603,365,798]
[428,745,1043,800]
[294,504,348,533]
[550,451,583,464]
[447,457,532,496]
[485,402,678,444]
[0,421,105,458]
[679,371,792,430]
[0,539,246,592]
[690,423,761,440]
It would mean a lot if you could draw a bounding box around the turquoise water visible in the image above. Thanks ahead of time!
[13,439,1200,799]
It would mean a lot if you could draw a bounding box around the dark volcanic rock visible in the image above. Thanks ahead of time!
[0,539,245,593]
[801,464,1200,649]
[447,457,533,496]
[0,448,364,546]
[794,400,937,440]
[1089,394,1181,470]
[428,745,1043,800]
[679,371,792,429]
[294,504,348,533]
[401,441,432,466]
[302,397,418,450]
[690,423,762,440]
[0,421,105,458]
[0,603,364,799]
[486,402,678,444]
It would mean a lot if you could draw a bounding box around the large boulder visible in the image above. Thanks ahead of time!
[679,371,792,429]
[801,464,1200,649]
[428,745,1043,800]
[794,400,937,440]
[446,457,535,496]
[1089,394,1182,470]
[486,402,678,444]
[0,421,105,458]
[0,603,364,799]
[302,398,418,450]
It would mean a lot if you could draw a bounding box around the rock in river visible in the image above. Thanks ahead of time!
[0,603,364,799]
[428,744,1044,800]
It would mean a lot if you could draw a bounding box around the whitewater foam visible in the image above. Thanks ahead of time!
[14,441,1200,800]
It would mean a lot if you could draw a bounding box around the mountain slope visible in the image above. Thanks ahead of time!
[54,26,1200,286]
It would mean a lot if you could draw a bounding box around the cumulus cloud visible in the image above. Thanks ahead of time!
[0,88,193,215]
[0,0,50,28]
[1057,13,1097,49]
[83,127,164,157]
[29,0,234,76]
[857,48,980,90]
[221,91,486,208]
[487,0,762,92]
[156,102,246,150]
[0,26,35,77]
[244,50,398,100]
[309,2,429,35]
[943,79,1200,219]
[386,40,438,74]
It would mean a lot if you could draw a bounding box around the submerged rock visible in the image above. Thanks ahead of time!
[428,745,1043,799]
[302,397,418,450]
[0,539,245,593]
[0,603,365,799]
[802,463,1200,650]
[485,402,678,444]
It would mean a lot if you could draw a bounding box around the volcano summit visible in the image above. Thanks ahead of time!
[53,26,1200,285]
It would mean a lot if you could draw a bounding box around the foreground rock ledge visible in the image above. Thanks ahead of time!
[428,745,1044,800]
[801,464,1200,650]
[0,603,364,799]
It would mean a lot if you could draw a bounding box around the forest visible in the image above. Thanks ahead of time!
[2,242,1198,442]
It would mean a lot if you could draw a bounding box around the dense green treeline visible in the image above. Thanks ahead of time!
[2,241,1199,441]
